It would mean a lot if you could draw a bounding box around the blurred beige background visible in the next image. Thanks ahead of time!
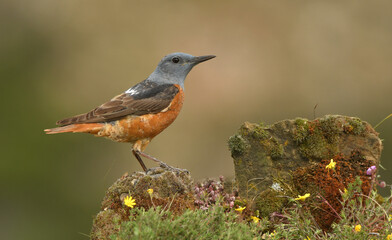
[1,1,391,239]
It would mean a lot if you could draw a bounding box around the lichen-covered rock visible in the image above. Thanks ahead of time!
[91,209,123,240]
[228,115,382,229]
[91,167,195,240]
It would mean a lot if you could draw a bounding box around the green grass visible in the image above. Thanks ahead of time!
[111,204,263,240]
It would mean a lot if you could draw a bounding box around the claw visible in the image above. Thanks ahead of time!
[133,150,187,173]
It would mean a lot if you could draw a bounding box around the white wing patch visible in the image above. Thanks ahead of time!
[125,88,139,95]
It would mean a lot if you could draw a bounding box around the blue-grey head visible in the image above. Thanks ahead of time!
[148,52,215,89]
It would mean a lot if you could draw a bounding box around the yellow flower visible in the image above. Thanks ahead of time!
[304,237,311,240]
[295,193,310,201]
[326,159,336,170]
[388,214,392,221]
[354,224,361,232]
[251,216,260,223]
[124,195,136,208]
[235,206,246,212]
[147,188,153,195]
[387,233,392,240]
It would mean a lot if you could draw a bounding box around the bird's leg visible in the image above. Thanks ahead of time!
[134,150,184,172]
[132,150,147,172]
[135,150,170,168]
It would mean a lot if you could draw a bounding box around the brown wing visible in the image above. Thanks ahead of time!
[56,83,179,126]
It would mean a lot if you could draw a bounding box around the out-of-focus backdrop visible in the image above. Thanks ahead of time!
[1,1,391,239]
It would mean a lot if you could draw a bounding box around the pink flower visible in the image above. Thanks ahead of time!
[366,165,377,175]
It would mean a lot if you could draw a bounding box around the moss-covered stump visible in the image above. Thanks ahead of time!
[91,167,195,240]
[228,115,382,228]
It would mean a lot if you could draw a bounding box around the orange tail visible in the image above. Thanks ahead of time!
[44,123,104,135]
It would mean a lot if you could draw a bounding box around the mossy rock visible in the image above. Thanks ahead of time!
[91,167,195,239]
[91,209,123,240]
[228,115,382,221]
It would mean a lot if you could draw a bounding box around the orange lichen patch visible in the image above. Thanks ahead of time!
[292,151,373,231]
[98,86,184,143]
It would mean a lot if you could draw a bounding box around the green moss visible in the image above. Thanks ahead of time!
[319,117,340,143]
[293,118,309,143]
[238,122,270,139]
[346,117,366,135]
[228,134,249,156]
[91,209,123,240]
[294,118,307,127]
[252,124,270,139]
[260,137,284,159]
[298,129,330,159]
[293,117,341,160]
[235,122,283,159]
[254,189,288,217]
[292,116,366,160]
[239,124,251,136]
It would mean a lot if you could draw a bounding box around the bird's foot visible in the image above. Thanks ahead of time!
[157,162,188,173]
[135,150,188,173]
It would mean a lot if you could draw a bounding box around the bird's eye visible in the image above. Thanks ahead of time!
[171,57,180,63]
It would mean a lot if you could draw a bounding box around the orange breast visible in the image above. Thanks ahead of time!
[97,85,184,143]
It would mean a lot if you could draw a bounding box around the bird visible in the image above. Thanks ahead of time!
[44,52,215,171]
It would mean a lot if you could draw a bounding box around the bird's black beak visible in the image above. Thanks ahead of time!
[192,55,216,64]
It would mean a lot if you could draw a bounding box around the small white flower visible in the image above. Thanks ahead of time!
[271,182,283,192]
